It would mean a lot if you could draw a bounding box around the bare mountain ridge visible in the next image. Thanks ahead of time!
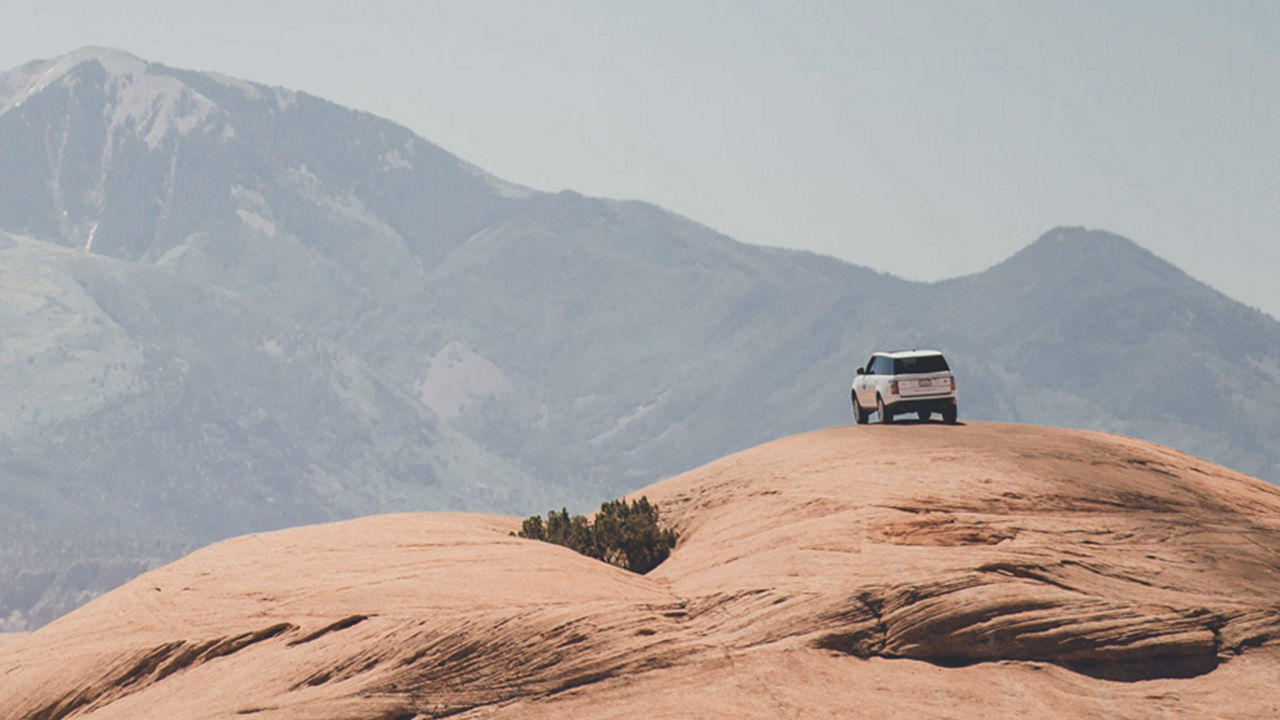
[4,47,1280,632]
[3,423,1279,718]
[0,47,516,264]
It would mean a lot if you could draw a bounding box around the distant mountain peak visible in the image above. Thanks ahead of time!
[0,46,542,260]
[1003,225,1177,278]
[0,46,224,152]
[53,45,147,72]
[0,46,149,113]
[1033,225,1133,247]
[30,45,146,75]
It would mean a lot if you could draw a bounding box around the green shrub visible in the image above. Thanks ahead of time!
[516,496,677,574]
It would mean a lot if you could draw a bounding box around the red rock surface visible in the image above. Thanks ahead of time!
[4,422,1280,719]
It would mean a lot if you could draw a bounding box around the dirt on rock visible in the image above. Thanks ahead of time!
[3,422,1280,719]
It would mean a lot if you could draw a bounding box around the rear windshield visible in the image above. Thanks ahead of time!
[894,355,949,374]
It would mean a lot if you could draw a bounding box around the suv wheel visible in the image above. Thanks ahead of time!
[942,405,958,424]
[877,395,893,424]
[852,392,869,425]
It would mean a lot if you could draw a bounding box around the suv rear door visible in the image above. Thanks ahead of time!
[893,355,952,398]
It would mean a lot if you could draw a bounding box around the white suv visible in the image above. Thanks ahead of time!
[852,349,957,424]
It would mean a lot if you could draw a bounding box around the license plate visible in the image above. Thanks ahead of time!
[919,379,932,387]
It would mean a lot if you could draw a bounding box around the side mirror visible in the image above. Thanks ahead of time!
[856,367,865,375]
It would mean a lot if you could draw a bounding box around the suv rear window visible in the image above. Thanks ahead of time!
[894,355,949,374]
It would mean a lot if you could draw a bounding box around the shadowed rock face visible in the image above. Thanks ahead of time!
[3,423,1280,719]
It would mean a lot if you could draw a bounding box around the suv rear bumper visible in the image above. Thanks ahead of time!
[885,395,956,415]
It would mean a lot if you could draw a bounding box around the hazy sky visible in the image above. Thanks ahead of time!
[4,1,1278,316]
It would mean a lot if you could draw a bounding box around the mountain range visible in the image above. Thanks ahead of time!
[3,47,1280,630]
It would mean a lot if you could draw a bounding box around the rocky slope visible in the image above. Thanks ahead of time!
[3,423,1279,719]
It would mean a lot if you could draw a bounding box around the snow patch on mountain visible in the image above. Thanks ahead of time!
[231,186,278,237]
[379,143,415,172]
[285,164,323,192]
[417,342,512,420]
[236,209,277,237]
[259,338,287,360]
[590,391,670,445]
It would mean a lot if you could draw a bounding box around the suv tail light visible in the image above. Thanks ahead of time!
[890,380,899,395]
[950,377,956,391]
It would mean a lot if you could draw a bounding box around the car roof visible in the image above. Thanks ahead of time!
[872,349,946,359]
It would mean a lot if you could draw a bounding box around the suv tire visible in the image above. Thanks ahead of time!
[877,395,893,424]
[852,392,869,425]
[942,405,958,424]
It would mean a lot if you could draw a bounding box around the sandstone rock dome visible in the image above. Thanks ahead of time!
[4,422,1279,718]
